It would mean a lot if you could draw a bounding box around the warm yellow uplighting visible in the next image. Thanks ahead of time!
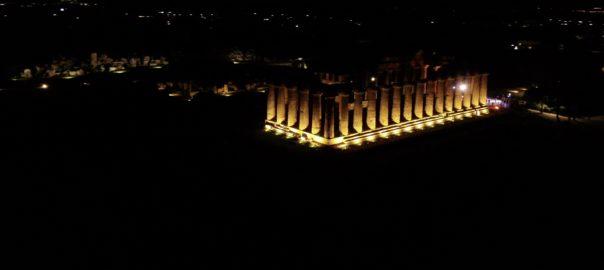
[39,83,49,90]
[403,127,413,133]
[426,121,435,127]
[337,143,349,150]
[366,135,376,142]
[379,131,390,138]
[113,70,127,74]
[264,125,273,131]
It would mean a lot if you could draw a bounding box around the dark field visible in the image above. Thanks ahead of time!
[7,80,602,268]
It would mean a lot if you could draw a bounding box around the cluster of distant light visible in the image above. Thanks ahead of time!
[549,18,598,27]
[123,10,215,23]
[251,11,363,28]
[14,1,96,8]
[574,7,604,14]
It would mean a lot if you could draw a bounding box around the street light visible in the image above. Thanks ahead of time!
[458,83,468,92]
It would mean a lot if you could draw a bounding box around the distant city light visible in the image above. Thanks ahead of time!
[60,8,65,12]
[39,83,49,89]
[370,76,376,82]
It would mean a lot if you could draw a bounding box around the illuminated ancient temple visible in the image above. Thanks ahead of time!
[264,57,490,148]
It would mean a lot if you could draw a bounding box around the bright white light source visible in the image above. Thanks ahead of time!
[458,84,468,92]
[39,83,49,89]
[370,76,376,82]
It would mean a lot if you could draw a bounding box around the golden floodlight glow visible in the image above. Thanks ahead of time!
[39,83,49,89]
[265,105,488,149]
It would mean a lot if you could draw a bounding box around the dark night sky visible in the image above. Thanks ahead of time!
[91,0,604,10]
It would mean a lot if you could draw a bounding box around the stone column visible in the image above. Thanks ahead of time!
[311,91,323,135]
[403,84,414,121]
[287,87,298,127]
[471,74,480,108]
[266,84,276,121]
[462,75,472,110]
[425,81,435,117]
[454,77,464,111]
[91,52,98,68]
[414,82,426,119]
[353,90,364,133]
[391,85,402,123]
[445,78,455,112]
[276,85,287,124]
[366,88,378,130]
[323,96,336,139]
[339,92,350,136]
[435,79,445,115]
[480,74,488,106]
[421,65,429,80]
[379,87,390,127]
[298,89,310,131]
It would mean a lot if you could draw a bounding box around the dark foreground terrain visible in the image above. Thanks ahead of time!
[6,83,602,268]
